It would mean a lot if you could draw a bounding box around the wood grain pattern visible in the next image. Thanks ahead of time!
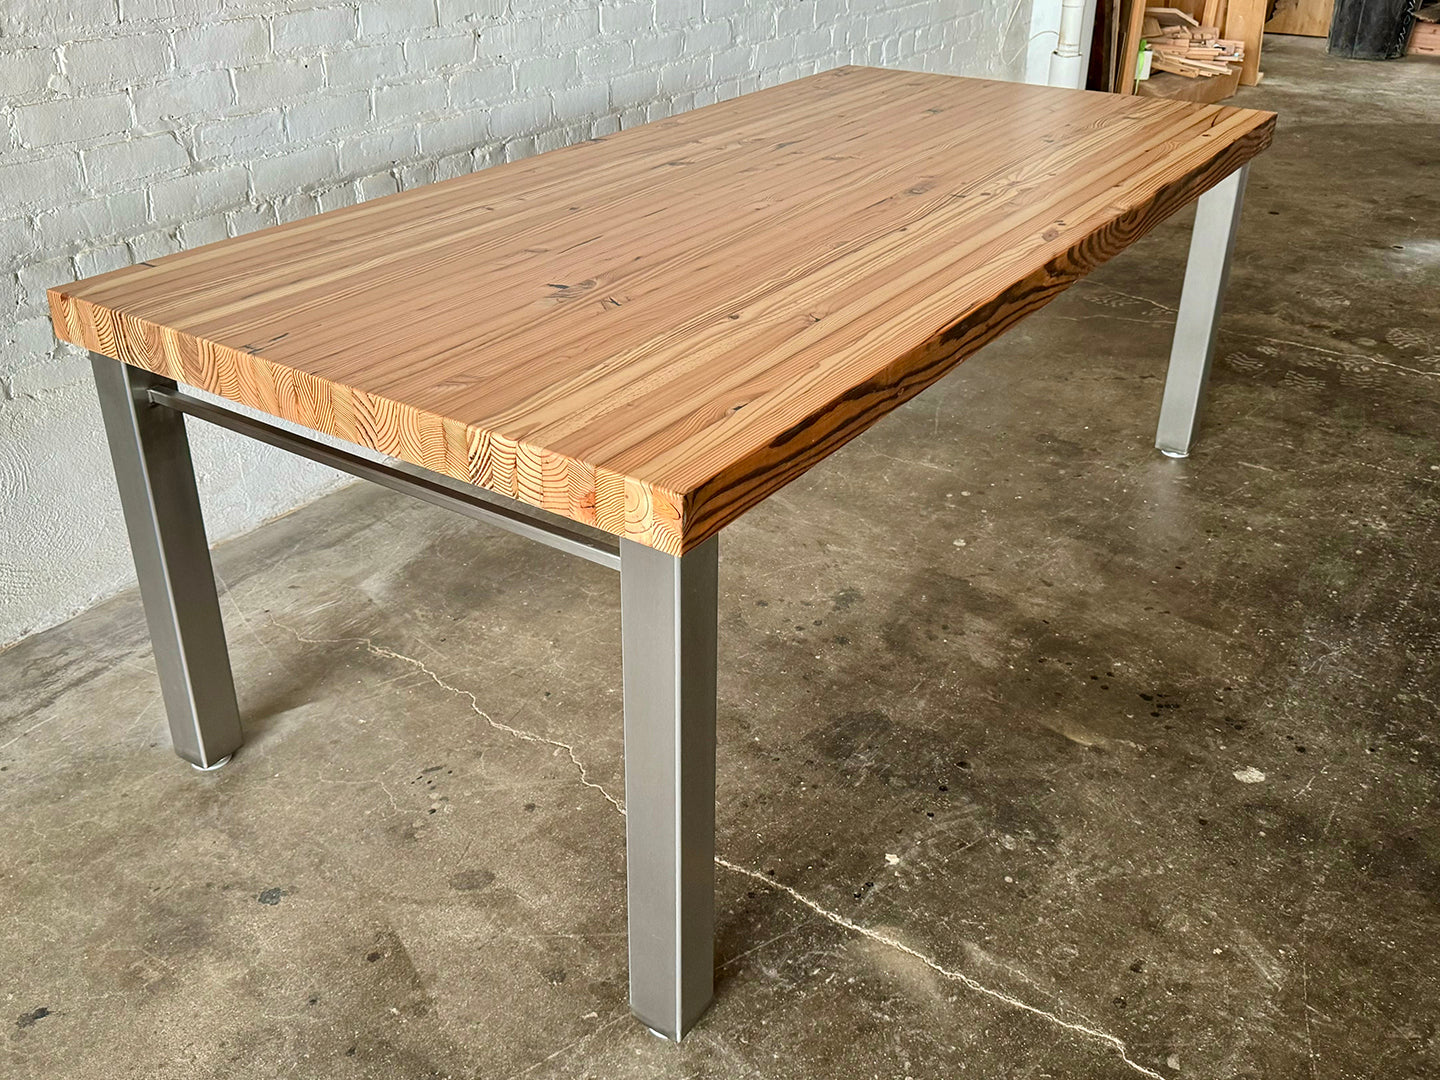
[1137,68,1243,103]
[1118,0,1151,92]
[1224,0,1267,82]
[51,67,1274,555]
[1410,20,1440,55]
[1266,0,1334,36]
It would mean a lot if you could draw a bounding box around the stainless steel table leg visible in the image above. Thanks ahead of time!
[619,534,718,1041]
[1155,163,1250,458]
[91,355,243,770]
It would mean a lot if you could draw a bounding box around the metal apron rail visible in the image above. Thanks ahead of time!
[146,385,622,572]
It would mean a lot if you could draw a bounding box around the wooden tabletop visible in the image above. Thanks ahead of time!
[52,67,1273,555]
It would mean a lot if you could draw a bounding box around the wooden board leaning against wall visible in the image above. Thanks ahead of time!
[1266,0,1336,37]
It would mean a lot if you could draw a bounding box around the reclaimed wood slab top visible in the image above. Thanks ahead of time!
[52,67,1274,555]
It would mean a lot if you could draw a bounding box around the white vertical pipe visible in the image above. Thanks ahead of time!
[1048,0,1097,87]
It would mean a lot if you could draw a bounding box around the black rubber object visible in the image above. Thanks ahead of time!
[1328,0,1417,58]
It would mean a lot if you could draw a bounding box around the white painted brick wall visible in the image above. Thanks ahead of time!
[0,0,1033,645]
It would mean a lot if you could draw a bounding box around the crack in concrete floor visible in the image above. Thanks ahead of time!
[276,621,1165,1079]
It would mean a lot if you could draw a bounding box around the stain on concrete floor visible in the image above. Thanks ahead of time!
[2,38,1438,1080]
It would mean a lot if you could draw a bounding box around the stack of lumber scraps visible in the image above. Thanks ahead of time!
[1144,7,1246,77]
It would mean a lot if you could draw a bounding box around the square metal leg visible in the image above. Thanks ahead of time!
[1155,163,1250,458]
[619,535,718,1041]
[91,355,242,770]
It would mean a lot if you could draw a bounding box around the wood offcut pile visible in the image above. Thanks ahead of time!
[1144,7,1246,77]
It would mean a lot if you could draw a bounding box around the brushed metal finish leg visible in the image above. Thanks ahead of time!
[91,355,243,770]
[619,535,718,1041]
[1155,163,1250,458]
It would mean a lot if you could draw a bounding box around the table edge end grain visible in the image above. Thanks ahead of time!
[49,290,692,554]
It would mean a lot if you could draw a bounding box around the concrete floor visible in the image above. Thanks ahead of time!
[3,37,1438,1080]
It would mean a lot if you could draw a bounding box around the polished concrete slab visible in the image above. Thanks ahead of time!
[2,38,1438,1080]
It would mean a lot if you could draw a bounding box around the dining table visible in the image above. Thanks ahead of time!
[48,65,1273,1040]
